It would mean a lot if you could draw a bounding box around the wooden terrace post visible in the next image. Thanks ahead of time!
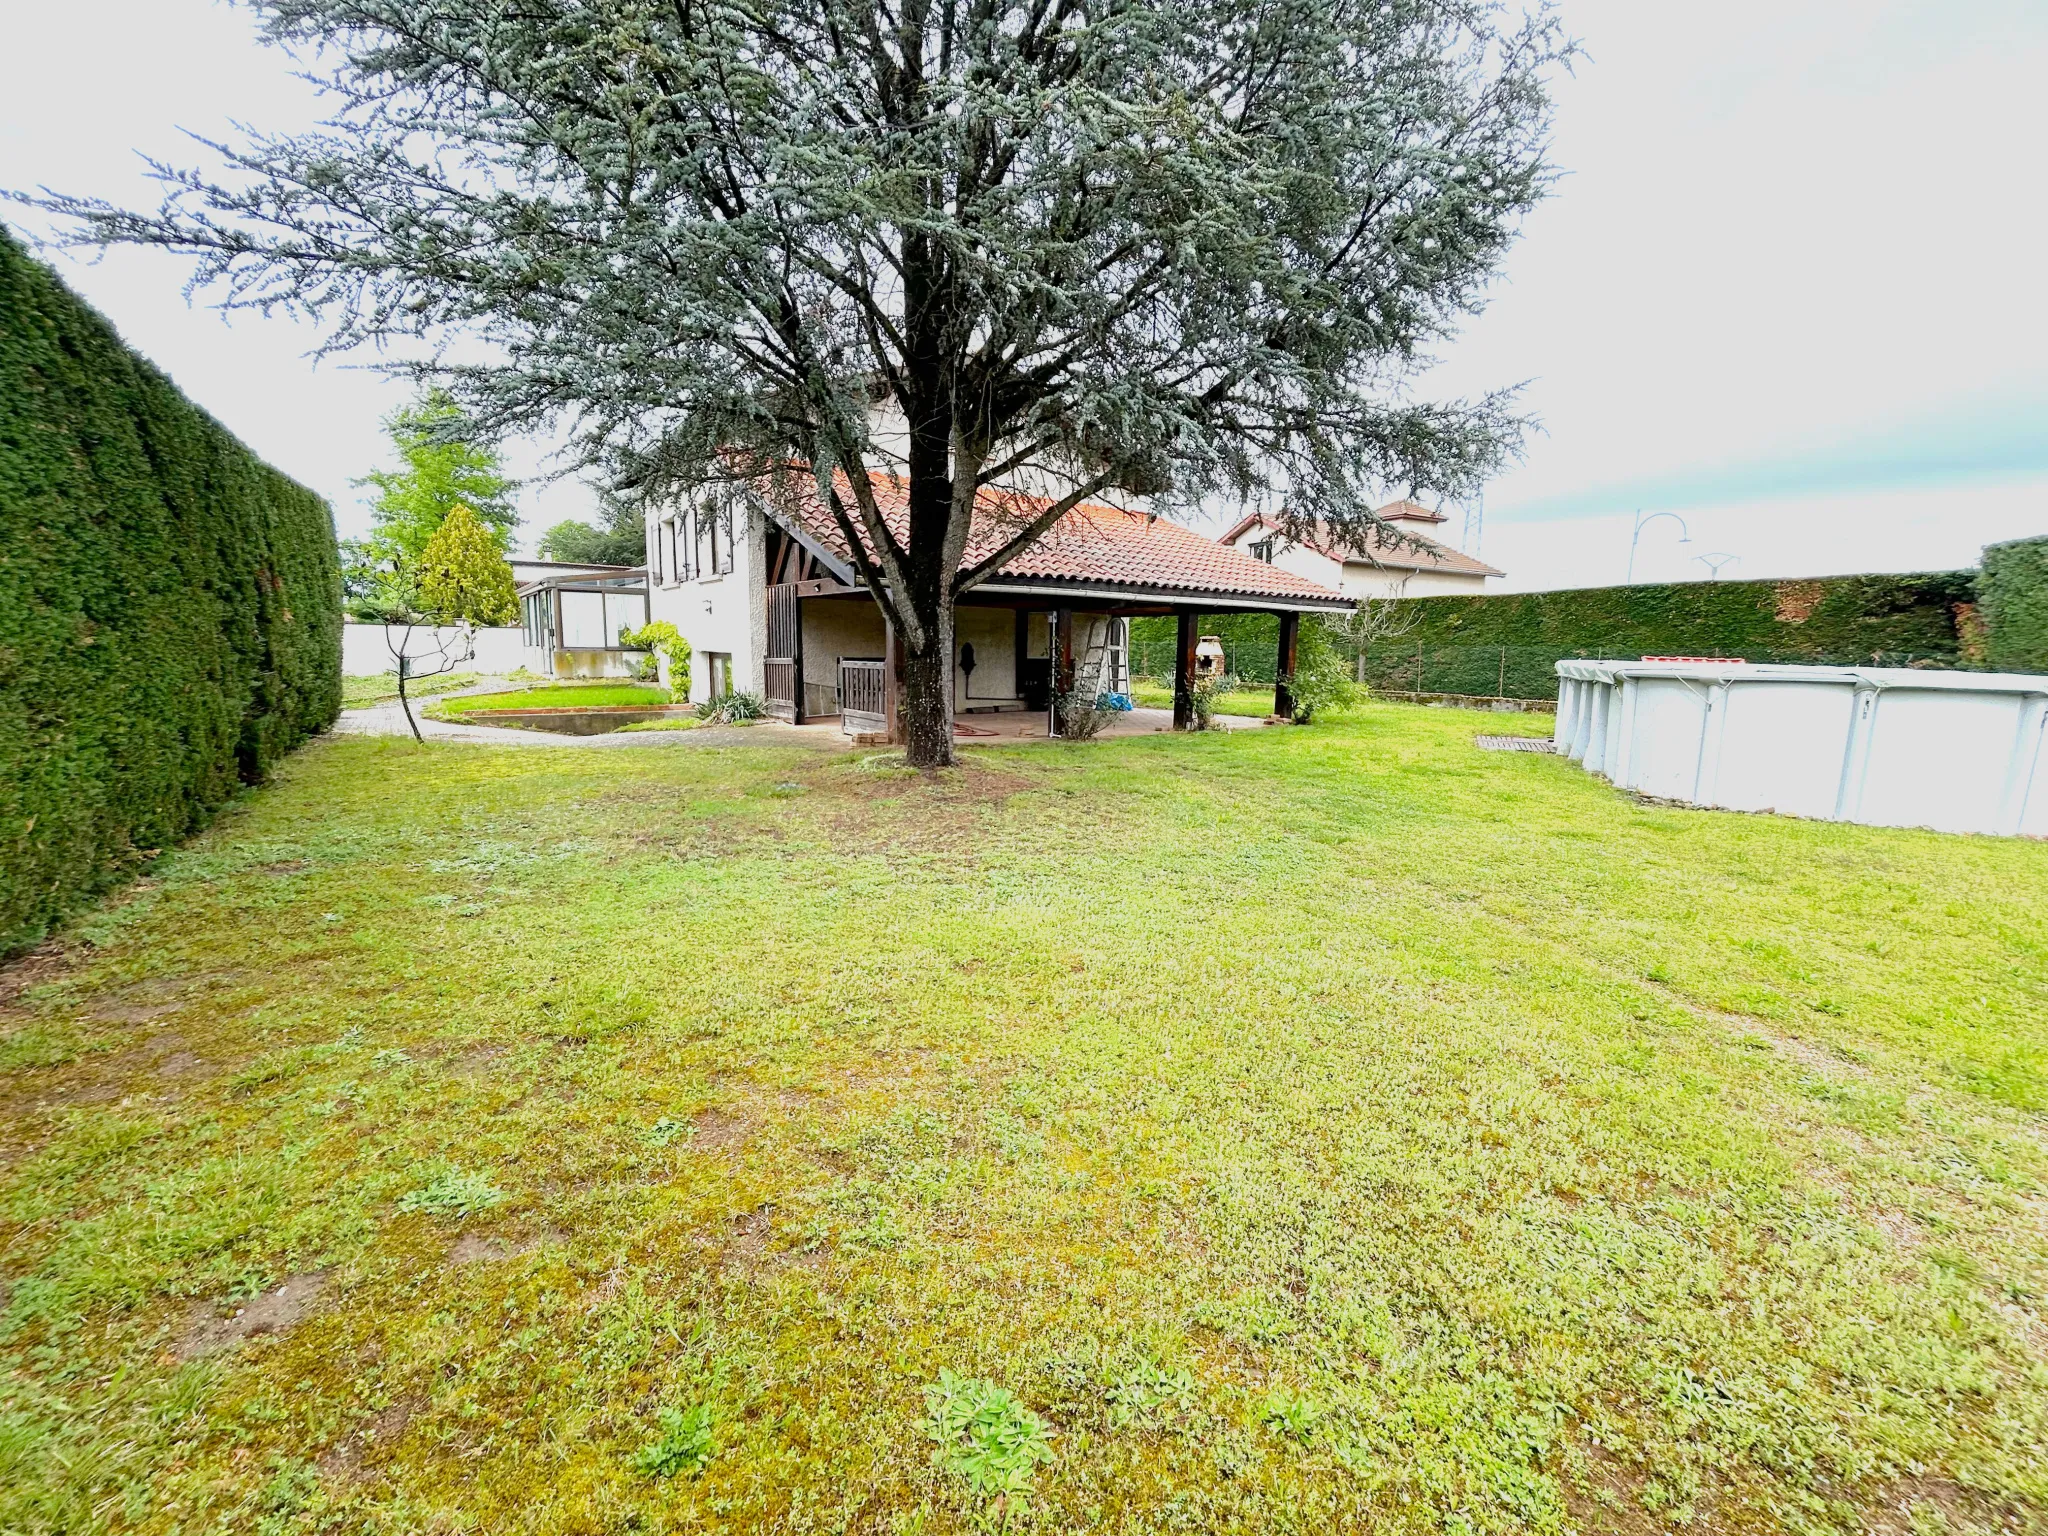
[884,613,901,744]
[791,594,807,724]
[1274,611,1300,721]
[1051,608,1076,736]
[1173,611,1197,730]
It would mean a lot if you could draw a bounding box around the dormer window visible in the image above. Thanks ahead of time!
[1249,536,1276,564]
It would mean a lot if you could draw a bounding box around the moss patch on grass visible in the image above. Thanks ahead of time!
[2,706,2046,1533]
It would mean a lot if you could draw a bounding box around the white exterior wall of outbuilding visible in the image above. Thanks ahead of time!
[645,505,771,703]
[1341,563,1490,599]
[341,623,538,676]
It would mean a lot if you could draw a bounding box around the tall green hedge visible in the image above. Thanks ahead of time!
[1357,571,1978,701]
[1,228,340,955]
[1978,537,2048,673]
[1131,571,1979,700]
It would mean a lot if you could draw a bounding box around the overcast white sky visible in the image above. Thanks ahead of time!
[4,0,2045,588]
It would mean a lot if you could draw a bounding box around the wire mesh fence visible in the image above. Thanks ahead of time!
[1356,644,1967,701]
[1134,636,1966,701]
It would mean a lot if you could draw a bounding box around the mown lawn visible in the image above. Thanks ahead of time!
[2,706,2045,1535]
[432,683,672,714]
[339,672,482,709]
[1129,680,1278,716]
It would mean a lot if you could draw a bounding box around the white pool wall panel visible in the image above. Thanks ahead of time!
[1551,660,2048,837]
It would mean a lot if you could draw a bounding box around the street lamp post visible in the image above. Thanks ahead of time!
[1627,510,1691,584]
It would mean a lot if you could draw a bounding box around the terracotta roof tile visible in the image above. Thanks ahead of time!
[765,470,1349,606]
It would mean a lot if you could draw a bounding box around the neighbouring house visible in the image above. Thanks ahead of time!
[516,562,652,678]
[644,471,1350,738]
[1220,500,1503,599]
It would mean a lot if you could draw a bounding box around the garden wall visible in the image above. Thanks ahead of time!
[341,623,532,677]
[1356,571,1980,701]
[0,228,341,955]
[1978,536,2048,674]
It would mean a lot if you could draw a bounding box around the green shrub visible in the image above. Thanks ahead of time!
[417,504,518,625]
[1978,537,2048,673]
[1187,673,1237,730]
[1284,618,1361,721]
[0,227,340,955]
[695,689,765,724]
[619,619,691,690]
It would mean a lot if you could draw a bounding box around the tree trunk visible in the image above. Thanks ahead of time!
[895,600,956,768]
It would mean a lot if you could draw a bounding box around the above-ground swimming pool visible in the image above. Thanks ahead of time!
[1554,660,2048,837]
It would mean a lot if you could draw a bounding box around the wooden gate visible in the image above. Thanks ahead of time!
[764,583,802,722]
[840,659,888,736]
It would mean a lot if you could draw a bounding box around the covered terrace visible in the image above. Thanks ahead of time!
[753,472,1351,740]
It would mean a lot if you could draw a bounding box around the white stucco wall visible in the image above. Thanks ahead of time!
[646,502,769,703]
[342,623,538,676]
[1221,526,1492,601]
[956,605,1022,709]
[1339,563,1491,600]
[801,597,888,716]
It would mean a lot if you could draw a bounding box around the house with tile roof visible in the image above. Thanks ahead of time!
[1220,501,1503,599]
[644,468,1350,738]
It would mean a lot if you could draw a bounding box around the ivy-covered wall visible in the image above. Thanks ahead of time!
[1978,537,2048,674]
[1352,572,1979,700]
[1,228,341,955]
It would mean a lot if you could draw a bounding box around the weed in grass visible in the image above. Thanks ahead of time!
[1105,1359,1195,1431]
[1258,1388,1325,1442]
[924,1370,1056,1520]
[644,1116,693,1147]
[629,1402,716,1478]
[395,1169,505,1219]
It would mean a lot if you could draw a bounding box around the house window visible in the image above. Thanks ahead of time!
[712,506,735,575]
[661,516,681,586]
[1249,537,1276,564]
[693,504,734,576]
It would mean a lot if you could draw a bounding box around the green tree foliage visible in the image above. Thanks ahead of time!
[537,490,647,567]
[37,0,1570,766]
[345,392,517,618]
[418,505,518,625]
[1977,537,2048,673]
[0,227,339,954]
[358,390,516,558]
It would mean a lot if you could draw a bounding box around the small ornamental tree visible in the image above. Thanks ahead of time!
[375,503,517,741]
[28,0,1570,767]
[419,504,519,627]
